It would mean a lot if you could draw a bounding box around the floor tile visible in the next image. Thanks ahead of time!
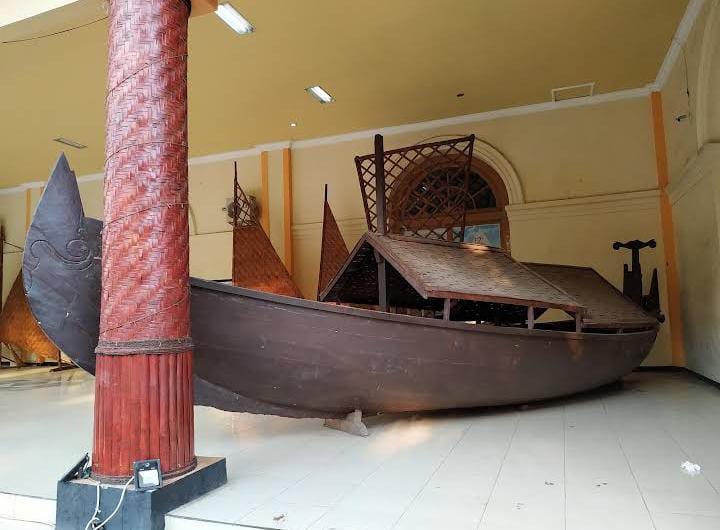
[478,408,564,530]
[239,502,328,529]
[653,512,720,530]
[564,401,654,530]
[1,368,720,530]
[0,517,52,530]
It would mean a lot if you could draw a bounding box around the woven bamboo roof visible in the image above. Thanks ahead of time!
[524,263,657,329]
[321,233,583,313]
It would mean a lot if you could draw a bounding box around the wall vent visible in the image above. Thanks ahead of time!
[551,82,596,102]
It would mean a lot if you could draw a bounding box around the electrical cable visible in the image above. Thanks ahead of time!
[83,482,101,530]
[2,241,23,251]
[84,476,134,530]
[1,16,108,45]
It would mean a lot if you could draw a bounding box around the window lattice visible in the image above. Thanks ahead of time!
[355,135,475,242]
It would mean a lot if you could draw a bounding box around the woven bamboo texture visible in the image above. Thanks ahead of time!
[525,263,657,329]
[0,272,59,363]
[355,136,475,241]
[232,180,302,298]
[93,0,194,480]
[322,234,583,313]
[317,191,349,299]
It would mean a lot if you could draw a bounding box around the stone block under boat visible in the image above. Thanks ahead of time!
[21,155,659,420]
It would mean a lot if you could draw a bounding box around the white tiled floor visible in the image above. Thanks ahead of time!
[0,517,51,530]
[0,367,719,529]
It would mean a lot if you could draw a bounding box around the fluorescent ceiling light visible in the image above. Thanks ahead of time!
[216,3,254,34]
[306,85,335,104]
[53,137,86,149]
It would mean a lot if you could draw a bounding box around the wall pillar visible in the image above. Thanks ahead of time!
[282,147,294,274]
[92,0,195,480]
[651,91,686,367]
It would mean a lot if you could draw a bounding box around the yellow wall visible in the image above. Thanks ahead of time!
[663,0,720,382]
[0,93,672,365]
[0,193,25,305]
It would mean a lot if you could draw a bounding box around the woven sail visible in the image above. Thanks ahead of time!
[232,174,302,298]
[0,272,59,364]
[317,186,349,299]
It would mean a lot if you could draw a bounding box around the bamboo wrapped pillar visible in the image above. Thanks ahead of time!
[92,0,195,481]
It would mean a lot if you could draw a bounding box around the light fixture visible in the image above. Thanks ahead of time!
[290,122,297,127]
[133,459,162,491]
[215,2,254,34]
[53,137,86,149]
[306,85,335,104]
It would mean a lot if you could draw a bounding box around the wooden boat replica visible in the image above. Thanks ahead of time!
[23,136,659,421]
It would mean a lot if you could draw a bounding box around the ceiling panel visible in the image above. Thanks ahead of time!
[0,0,688,186]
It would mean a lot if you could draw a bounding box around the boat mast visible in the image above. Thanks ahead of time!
[374,134,389,312]
[92,0,195,481]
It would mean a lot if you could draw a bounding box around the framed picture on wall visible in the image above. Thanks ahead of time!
[463,223,502,247]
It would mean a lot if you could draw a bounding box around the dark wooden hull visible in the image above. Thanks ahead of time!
[191,279,657,416]
[24,157,658,420]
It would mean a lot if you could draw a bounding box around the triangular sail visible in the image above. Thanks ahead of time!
[0,271,60,364]
[231,163,303,298]
[317,185,349,299]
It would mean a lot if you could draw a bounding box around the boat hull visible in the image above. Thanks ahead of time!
[24,157,658,419]
[191,279,657,415]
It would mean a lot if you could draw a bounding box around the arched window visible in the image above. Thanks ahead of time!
[463,158,510,250]
[389,157,510,249]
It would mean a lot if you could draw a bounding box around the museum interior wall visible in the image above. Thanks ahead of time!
[663,0,720,383]
[0,93,673,365]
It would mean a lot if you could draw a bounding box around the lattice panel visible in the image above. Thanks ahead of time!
[355,135,475,241]
[232,178,260,228]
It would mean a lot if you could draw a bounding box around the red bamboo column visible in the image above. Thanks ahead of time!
[92,0,195,481]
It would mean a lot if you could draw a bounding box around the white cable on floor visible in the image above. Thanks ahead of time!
[84,476,135,530]
[83,483,101,530]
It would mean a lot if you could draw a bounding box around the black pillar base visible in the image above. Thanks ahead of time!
[56,456,226,530]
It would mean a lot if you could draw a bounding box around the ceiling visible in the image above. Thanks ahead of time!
[0,0,688,187]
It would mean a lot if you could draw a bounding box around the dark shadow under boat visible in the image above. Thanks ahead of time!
[22,155,658,419]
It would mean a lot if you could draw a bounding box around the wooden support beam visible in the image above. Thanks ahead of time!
[650,91,686,367]
[282,147,294,275]
[374,134,386,235]
[527,306,534,329]
[260,151,270,233]
[443,299,452,321]
[374,250,388,312]
[25,188,31,232]
[190,0,218,17]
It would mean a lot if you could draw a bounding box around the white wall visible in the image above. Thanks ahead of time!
[664,0,720,382]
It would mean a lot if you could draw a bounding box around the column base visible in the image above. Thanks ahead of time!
[56,456,226,530]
